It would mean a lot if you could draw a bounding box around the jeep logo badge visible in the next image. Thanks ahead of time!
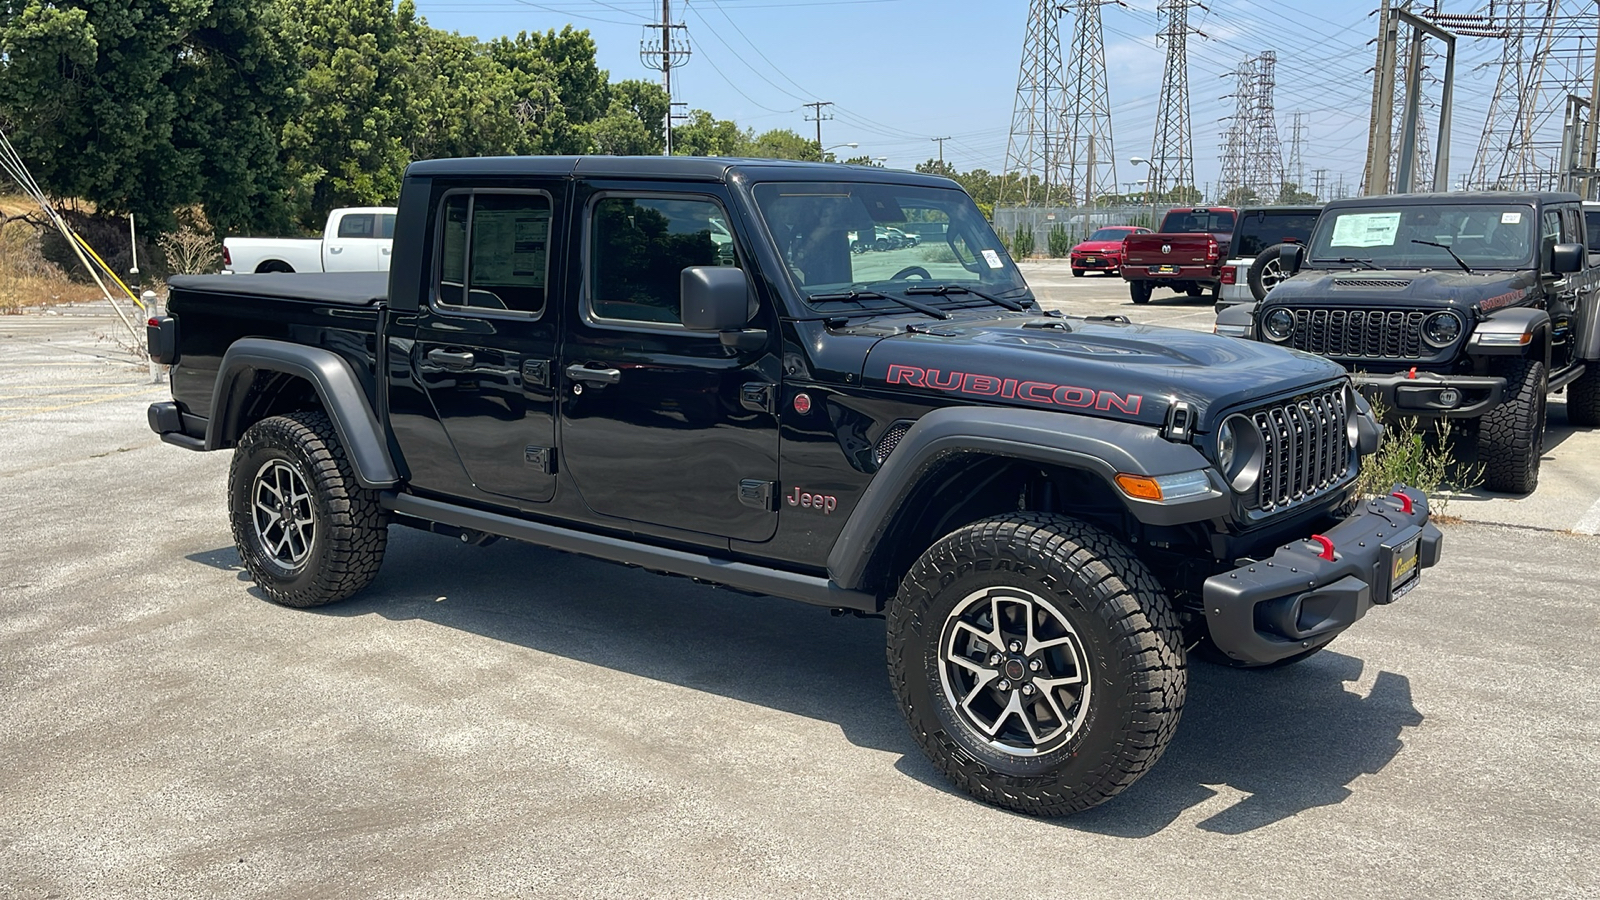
[1161,243,1172,254]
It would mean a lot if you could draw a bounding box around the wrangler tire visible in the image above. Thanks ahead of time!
[229,411,388,608]
[1129,280,1153,304]
[887,514,1186,816]
[1477,357,1547,494]
[1567,363,1600,427]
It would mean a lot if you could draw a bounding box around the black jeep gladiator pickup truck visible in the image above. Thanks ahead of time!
[147,156,1441,816]
[1217,191,1600,494]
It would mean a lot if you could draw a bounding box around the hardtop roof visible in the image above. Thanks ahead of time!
[1323,191,1582,210]
[404,155,962,189]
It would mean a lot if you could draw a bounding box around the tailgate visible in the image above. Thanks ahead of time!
[1124,235,1212,266]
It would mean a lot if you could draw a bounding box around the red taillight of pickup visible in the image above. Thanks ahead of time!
[1205,237,1220,264]
[1220,266,1237,285]
[222,246,231,266]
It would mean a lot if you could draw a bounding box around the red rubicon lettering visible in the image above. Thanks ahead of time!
[881,363,1144,418]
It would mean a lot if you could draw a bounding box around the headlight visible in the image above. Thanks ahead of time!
[1345,385,1361,448]
[1216,414,1264,493]
[1262,307,1294,341]
[1422,311,1462,348]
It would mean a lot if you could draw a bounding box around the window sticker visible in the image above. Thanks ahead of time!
[1501,211,1522,224]
[982,249,1004,269]
[1329,212,1402,248]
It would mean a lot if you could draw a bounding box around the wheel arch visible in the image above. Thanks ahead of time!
[825,407,1227,599]
[207,338,400,488]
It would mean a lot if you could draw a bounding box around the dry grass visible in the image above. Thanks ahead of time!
[1,194,123,314]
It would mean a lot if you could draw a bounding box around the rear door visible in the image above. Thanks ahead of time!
[323,211,383,271]
[556,182,780,543]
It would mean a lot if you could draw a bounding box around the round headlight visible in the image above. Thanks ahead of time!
[1217,414,1264,493]
[1346,385,1362,448]
[1262,307,1294,341]
[1422,311,1462,348]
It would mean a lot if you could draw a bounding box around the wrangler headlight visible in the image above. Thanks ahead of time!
[1217,415,1264,493]
[1262,307,1294,341]
[1422,311,1462,348]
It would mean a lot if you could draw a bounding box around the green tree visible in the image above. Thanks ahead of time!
[584,79,667,155]
[0,0,298,233]
[748,128,821,161]
[401,25,523,162]
[1219,186,1258,208]
[672,110,750,157]
[1275,182,1319,204]
[841,155,883,167]
[488,27,607,155]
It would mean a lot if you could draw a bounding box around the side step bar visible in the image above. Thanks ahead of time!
[382,493,878,612]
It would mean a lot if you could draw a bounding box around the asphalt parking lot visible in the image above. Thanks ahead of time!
[2,290,1597,899]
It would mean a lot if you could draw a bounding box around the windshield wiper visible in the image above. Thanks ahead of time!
[1411,239,1473,273]
[806,288,951,320]
[1313,256,1385,270]
[902,283,1029,311]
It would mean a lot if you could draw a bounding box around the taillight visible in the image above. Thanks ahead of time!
[1220,266,1236,285]
[223,246,232,266]
[1205,237,1220,264]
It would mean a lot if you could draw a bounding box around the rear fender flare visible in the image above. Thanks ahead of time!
[207,338,399,488]
[825,406,1227,592]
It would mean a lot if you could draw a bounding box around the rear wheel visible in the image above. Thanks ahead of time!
[1566,363,1600,427]
[1248,244,1294,301]
[1186,286,1204,298]
[1477,357,1547,494]
[256,260,294,274]
[229,411,388,607]
[1129,280,1153,304]
[888,514,1186,816]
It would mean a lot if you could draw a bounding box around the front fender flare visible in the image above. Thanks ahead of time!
[825,406,1228,592]
[207,338,399,488]
[1468,307,1550,359]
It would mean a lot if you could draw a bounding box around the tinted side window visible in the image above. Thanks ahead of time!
[590,196,731,325]
[1541,210,1562,271]
[378,214,396,239]
[434,192,551,315]
[1587,211,1600,252]
[337,214,375,238]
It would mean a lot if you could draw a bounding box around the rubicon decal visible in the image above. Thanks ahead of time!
[885,364,1143,415]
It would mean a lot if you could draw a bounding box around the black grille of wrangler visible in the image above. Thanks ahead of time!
[1246,386,1353,513]
[1284,308,1428,360]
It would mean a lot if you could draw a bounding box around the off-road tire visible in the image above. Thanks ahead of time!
[1072,267,1086,277]
[1248,243,1295,301]
[887,514,1186,816]
[229,411,387,607]
[1129,280,1153,304]
[1476,357,1547,494]
[1566,363,1600,427]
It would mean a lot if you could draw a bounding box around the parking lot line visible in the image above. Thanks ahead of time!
[0,387,163,423]
[1573,497,1600,535]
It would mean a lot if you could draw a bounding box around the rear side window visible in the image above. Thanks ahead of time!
[378,214,396,239]
[337,214,375,238]
[1233,212,1319,257]
[1160,210,1236,234]
[1587,210,1600,252]
[588,195,734,325]
[433,191,552,316]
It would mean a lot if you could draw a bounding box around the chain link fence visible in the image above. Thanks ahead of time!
[993,205,1179,258]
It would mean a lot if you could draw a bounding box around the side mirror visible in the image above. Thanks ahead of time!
[1550,242,1584,275]
[681,266,751,331]
[1278,242,1303,276]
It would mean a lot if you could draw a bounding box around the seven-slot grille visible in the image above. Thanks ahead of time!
[1245,386,1353,512]
[1281,307,1429,359]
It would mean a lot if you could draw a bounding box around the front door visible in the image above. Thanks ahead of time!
[324,211,384,271]
[413,188,561,503]
[558,185,780,543]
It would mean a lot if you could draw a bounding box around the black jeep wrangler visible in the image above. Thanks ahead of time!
[147,157,1440,816]
[1218,191,1600,493]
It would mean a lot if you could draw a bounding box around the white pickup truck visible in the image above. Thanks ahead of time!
[223,207,397,274]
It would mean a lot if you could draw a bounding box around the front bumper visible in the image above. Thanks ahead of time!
[1202,485,1443,665]
[1071,254,1120,270]
[1353,371,1505,419]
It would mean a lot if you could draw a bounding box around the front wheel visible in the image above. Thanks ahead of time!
[1477,357,1547,494]
[888,514,1186,816]
[1129,280,1153,304]
[228,411,388,607]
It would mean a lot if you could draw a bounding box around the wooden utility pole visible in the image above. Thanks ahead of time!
[804,101,834,155]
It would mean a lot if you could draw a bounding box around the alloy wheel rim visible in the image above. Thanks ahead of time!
[937,586,1092,756]
[1262,259,1285,291]
[251,459,316,570]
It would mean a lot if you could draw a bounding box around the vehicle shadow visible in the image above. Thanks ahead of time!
[189,529,1423,836]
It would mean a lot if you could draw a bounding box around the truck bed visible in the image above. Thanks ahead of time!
[168,272,389,306]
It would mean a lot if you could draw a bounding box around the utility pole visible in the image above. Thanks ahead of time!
[804,101,834,156]
[1583,3,1600,197]
[932,136,951,168]
[1363,0,1399,194]
[1287,110,1306,194]
[1313,167,1328,200]
[1150,0,1205,201]
[1003,0,1067,205]
[639,0,690,155]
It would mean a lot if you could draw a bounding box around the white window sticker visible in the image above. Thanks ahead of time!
[1330,212,1402,248]
[1501,211,1522,224]
[982,249,1004,269]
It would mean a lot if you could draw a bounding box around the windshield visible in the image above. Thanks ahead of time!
[1088,227,1137,241]
[1159,209,1235,234]
[1233,211,1318,257]
[750,181,1029,308]
[1586,209,1600,252]
[1309,204,1534,268]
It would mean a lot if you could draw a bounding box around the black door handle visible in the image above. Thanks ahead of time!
[565,364,622,384]
[427,349,475,369]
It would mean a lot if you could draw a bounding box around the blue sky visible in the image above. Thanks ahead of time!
[409,0,1536,193]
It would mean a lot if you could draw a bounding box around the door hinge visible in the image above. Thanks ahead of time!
[740,382,775,414]
[521,358,551,388]
[525,446,556,474]
[738,479,776,511]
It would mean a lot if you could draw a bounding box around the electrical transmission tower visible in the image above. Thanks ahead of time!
[1216,55,1256,202]
[1149,0,1205,200]
[1003,0,1067,206]
[1061,0,1120,206]
[1245,50,1285,199]
[1287,110,1306,193]
[639,0,691,155]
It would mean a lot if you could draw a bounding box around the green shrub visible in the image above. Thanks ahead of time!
[1355,400,1481,512]
[1047,223,1072,258]
[1012,224,1035,259]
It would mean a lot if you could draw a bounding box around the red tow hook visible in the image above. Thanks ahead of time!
[1391,491,1415,514]
[1309,534,1336,561]
[1407,367,1418,379]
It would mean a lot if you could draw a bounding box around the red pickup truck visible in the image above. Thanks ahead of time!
[1121,207,1236,304]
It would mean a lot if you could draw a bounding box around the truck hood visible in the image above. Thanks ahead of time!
[859,313,1345,432]
[1265,267,1539,310]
